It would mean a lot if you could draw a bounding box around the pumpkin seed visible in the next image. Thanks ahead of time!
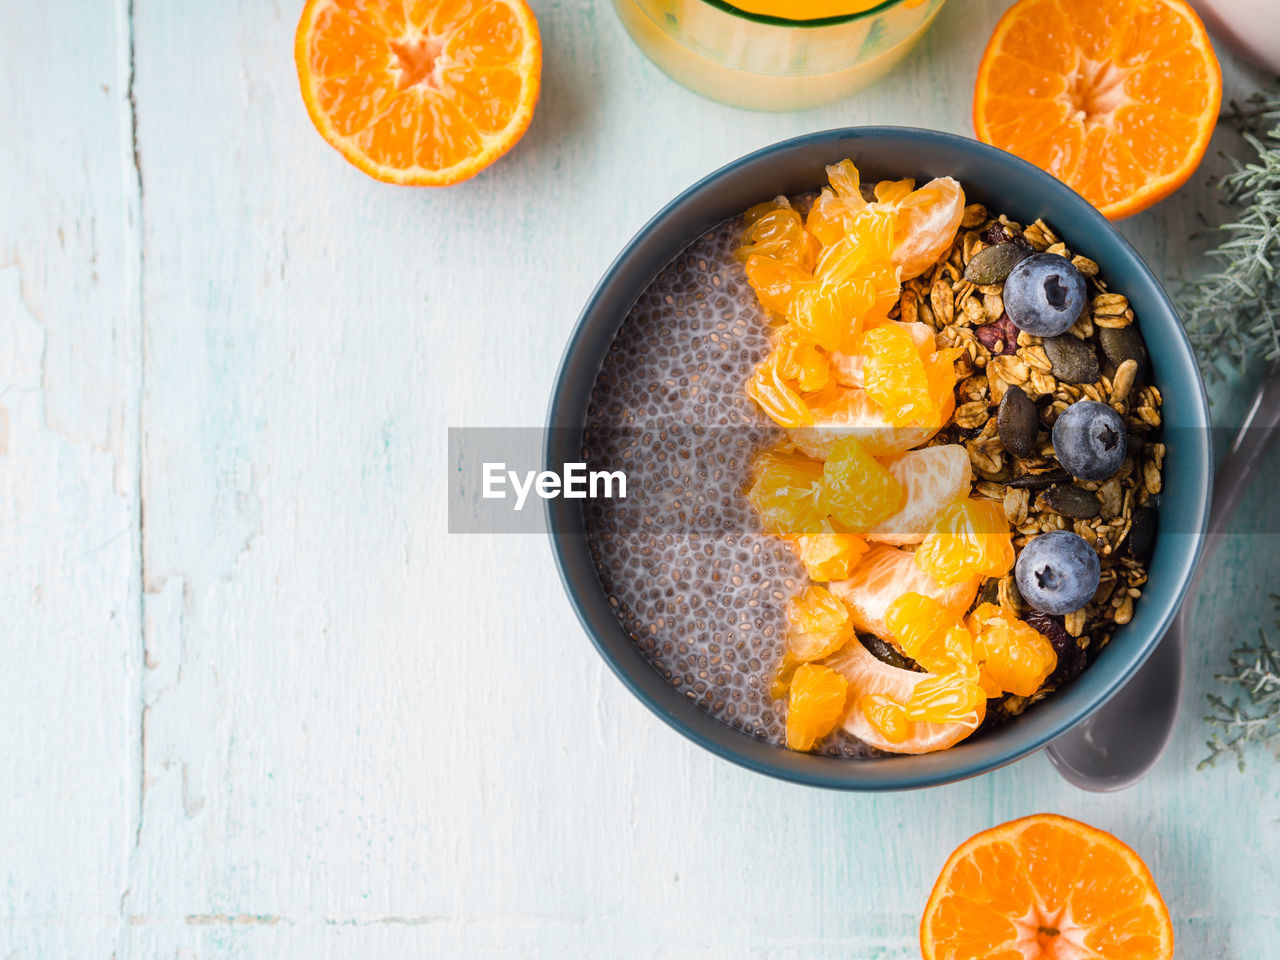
[1041,484,1102,519]
[997,384,1038,458]
[1126,505,1157,562]
[962,240,1033,285]
[860,634,921,672]
[1044,334,1100,384]
[1098,325,1149,380]
[1005,469,1071,489]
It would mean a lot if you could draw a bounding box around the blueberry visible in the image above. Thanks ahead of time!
[1015,531,1101,615]
[1052,400,1127,481]
[1003,253,1087,337]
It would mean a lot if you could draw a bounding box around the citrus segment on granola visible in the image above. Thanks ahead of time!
[792,533,869,582]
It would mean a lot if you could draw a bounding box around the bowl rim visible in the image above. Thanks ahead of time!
[544,125,1211,791]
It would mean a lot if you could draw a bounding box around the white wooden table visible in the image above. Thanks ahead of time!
[4,1,1279,956]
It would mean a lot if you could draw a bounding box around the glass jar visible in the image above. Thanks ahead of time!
[611,0,948,111]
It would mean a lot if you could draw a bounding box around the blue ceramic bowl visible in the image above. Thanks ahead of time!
[546,127,1211,790]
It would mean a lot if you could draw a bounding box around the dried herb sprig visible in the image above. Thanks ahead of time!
[1200,595,1280,771]
[1179,87,1280,376]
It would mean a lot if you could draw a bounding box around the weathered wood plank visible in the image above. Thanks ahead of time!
[0,0,142,956]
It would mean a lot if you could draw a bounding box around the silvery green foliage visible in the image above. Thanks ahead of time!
[1201,595,1280,771]
[1181,88,1280,376]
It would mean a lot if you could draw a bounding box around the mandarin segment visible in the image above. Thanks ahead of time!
[885,592,955,672]
[792,533,868,582]
[860,693,909,744]
[784,663,849,751]
[904,673,986,725]
[789,385,944,460]
[829,543,979,642]
[861,323,939,427]
[867,443,971,545]
[822,437,905,532]
[744,255,811,316]
[890,177,967,280]
[737,201,818,270]
[747,352,815,428]
[785,585,855,662]
[827,638,986,754]
[914,498,1016,586]
[968,603,1058,697]
[746,449,828,534]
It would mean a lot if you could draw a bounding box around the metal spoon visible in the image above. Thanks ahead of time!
[1046,362,1280,791]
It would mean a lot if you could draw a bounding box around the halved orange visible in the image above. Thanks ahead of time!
[295,0,541,185]
[921,813,1174,960]
[973,0,1221,219]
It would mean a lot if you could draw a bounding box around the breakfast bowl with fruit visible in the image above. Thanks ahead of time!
[546,127,1210,790]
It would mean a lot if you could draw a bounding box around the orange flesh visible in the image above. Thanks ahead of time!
[295,0,542,185]
[921,814,1174,960]
[973,0,1220,219]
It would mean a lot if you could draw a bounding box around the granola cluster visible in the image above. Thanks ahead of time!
[896,204,1163,708]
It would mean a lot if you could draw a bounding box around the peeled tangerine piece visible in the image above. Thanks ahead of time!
[736,199,819,272]
[826,639,985,754]
[885,592,976,676]
[805,159,869,247]
[862,326,964,432]
[821,437,904,532]
[813,198,898,288]
[785,584,855,662]
[890,176,966,281]
[746,328,832,429]
[791,533,868,582]
[914,498,1016,587]
[830,321,936,388]
[887,593,1058,700]
[804,162,963,281]
[865,444,972,546]
[786,279,865,354]
[748,350,814,429]
[968,602,1058,698]
[788,385,949,460]
[861,323,940,428]
[785,663,849,752]
[743,254,811,317]
[828,543,978,642]
[902,673,987,724]
[745,449,829,535]
[773,325,830,393]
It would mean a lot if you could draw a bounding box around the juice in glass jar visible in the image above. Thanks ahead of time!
[612,0,948,110]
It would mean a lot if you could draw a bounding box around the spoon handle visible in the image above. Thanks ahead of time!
[1198,361,1280,579]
